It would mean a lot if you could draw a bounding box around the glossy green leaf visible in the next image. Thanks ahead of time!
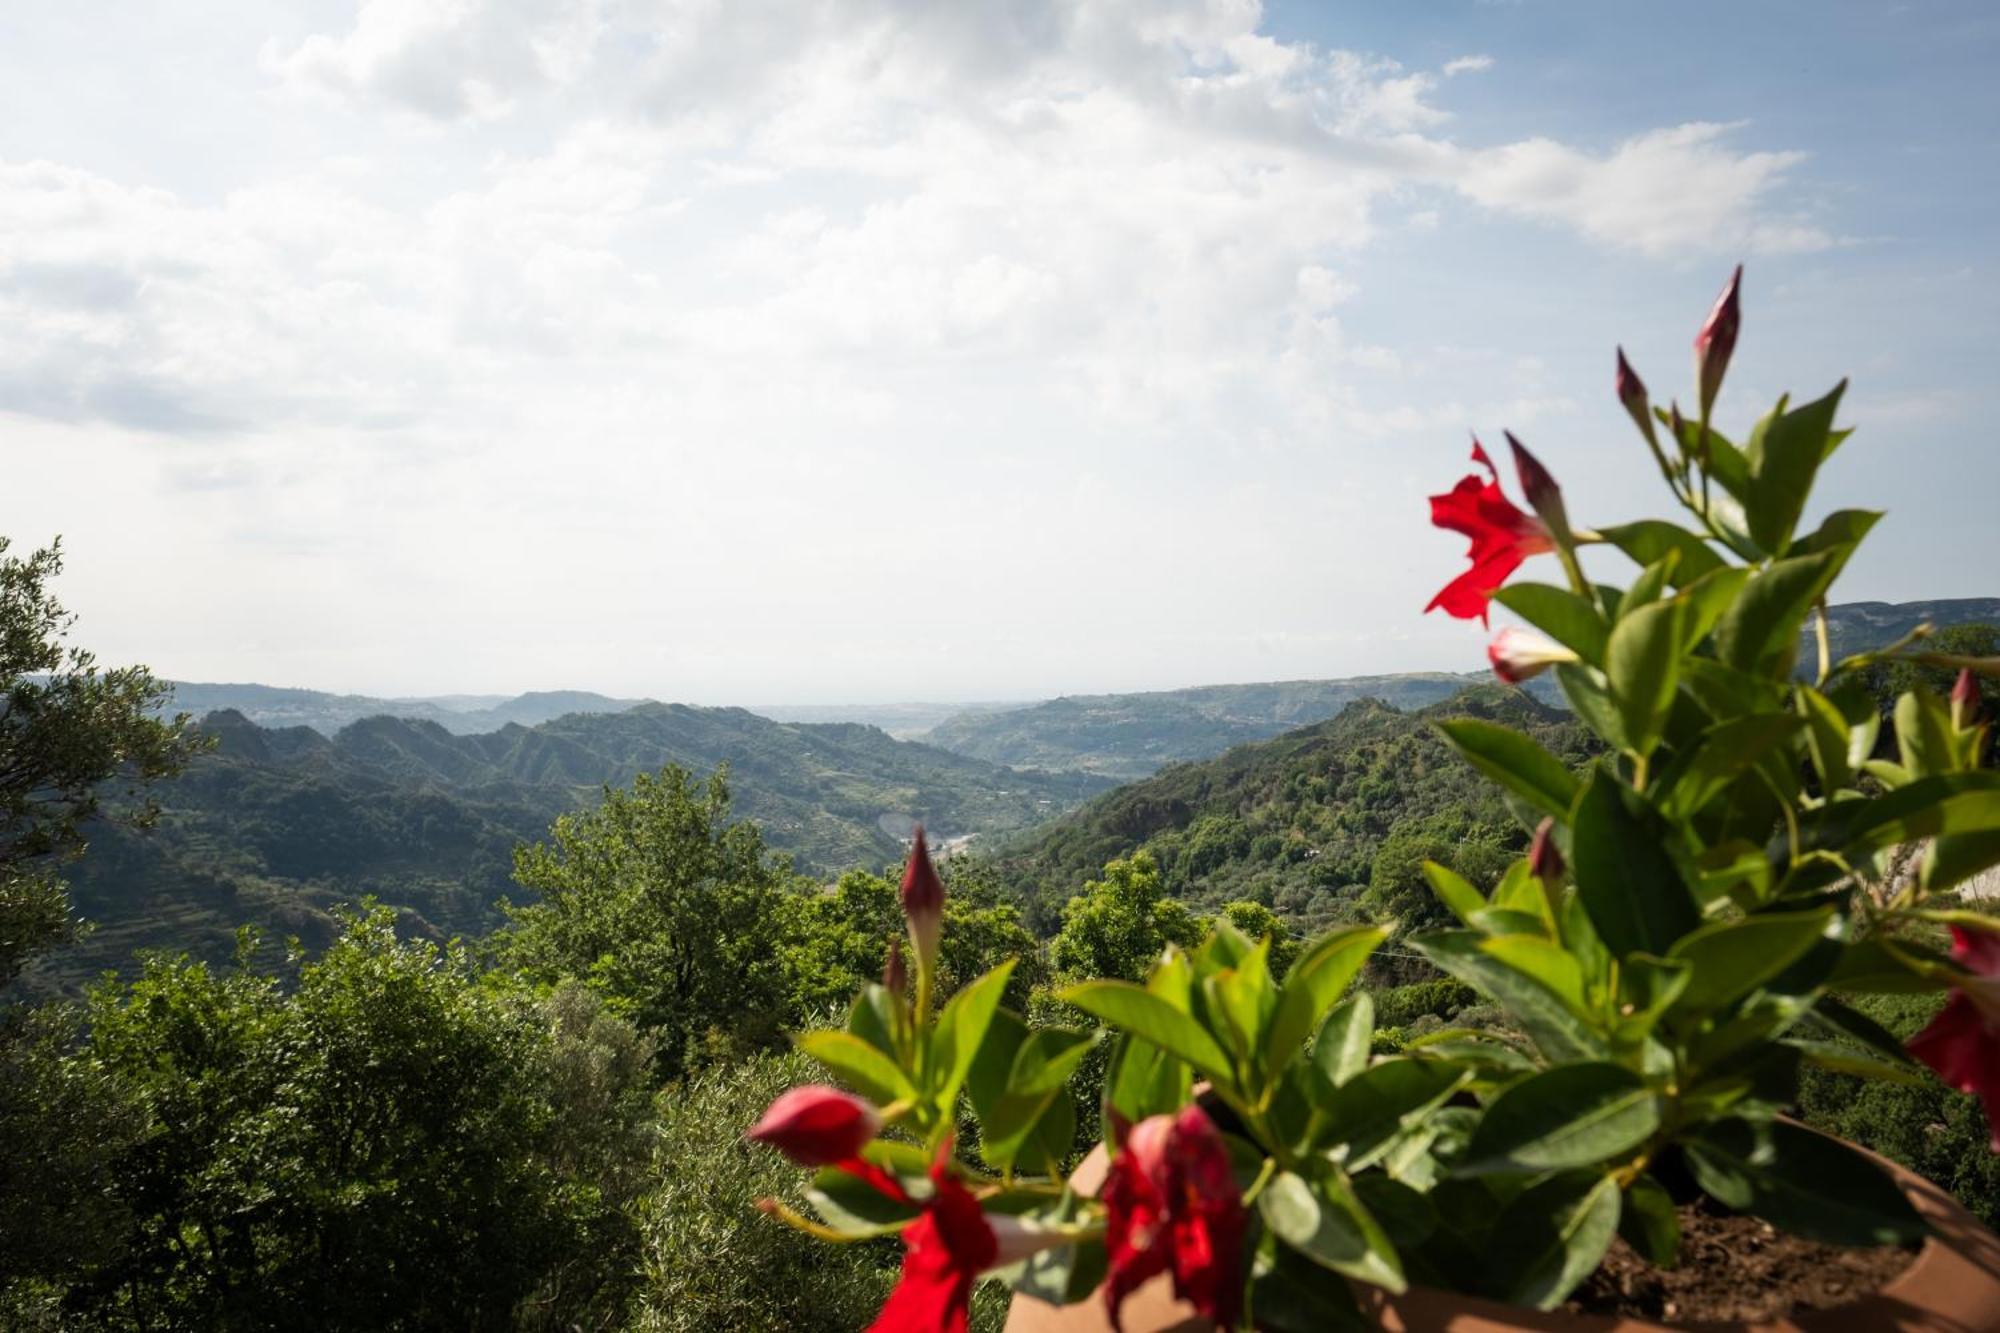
[1316,1057,1469,1169]
[1103,1035,1188,1129]
[1265,925,1386,1082]
[1312,992,1375,1089]
[1711,549,1844,677]
[1667,910,1833,1014]
[1259,1169,1406,1293]
[1656,713,1803,820]
[1059,980,1234,1085]
[1685,1119,1926,1246]
[793,1029,916,1106]
[1493,583,1609,664]
[934,960,1016,1108]
[1250,1231,1371,1332]
[1434,719,1581,822]
[1485,1172,1623,1310]
[1744,381,1846,553]
[1619,1175,1680,1268]
[1606,596,1685,756]
[1421,861,1487,928]
[806,1161,921,1235]
[1458,1063,1660,1175]
[1596,520,1726,587]
[1411,930,1609,1062]
[1570,771,1700,957]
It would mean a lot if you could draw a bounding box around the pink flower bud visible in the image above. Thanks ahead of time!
[900,826,945,965]
[1505,432,1568,536]
[883,936,908,994]
[1488,626,1577,684]
[746,1085,882,1166]
[1528,816,1564,882]
[1693,264,1742,419]
[1953,668,1983,731]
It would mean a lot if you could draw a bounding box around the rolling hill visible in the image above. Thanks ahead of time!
[21,704,1108,998]
[158,682,649,735]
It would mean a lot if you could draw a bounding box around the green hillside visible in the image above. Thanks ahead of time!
[20,704,1107,998]
[995,684,1595,941]
[921,673,1483,778]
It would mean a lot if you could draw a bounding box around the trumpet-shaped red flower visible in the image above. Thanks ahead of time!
[1426,439,1555,623]
[1907,927,2000,1152]
[1101,1105,1245,1332]
[746,1085,882,1167]
[865,1150,998,1333]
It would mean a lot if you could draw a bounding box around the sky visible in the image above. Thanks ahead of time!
[1,1,1995,705]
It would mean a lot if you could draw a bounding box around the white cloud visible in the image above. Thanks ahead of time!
[1442,54,1493,77]
[0,0,1846,697]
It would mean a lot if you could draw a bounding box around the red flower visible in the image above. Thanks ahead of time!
[1907,927,2000,1152]
[1101,1105,1245,1332]
[901,825,946,965]
[866,1151,998,1333]
[1694,264,1743,418]
[745,1085,882,1167]
[1426,438,1555,623]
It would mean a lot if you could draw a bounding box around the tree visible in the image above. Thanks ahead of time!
[0,536,200,983]
[1049,853,1203,983]
[501,765,795,1076]
[74,909,656,1331]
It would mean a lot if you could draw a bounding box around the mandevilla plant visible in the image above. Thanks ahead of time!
[747,270,2000,1332]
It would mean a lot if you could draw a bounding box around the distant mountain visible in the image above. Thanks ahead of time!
[24,704,1108,999]
[923,598,1999,779]
[160,681,646,735]
[750,700,1035,739]
[995,685,1592,938]
[919,674,1483,779]
[1815,598,2000,663]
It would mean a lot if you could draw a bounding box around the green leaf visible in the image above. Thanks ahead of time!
[1795,686,1853,792]
[1493,584,1609,664]
[1316,1058,1469,1169]
[847,984,899,1057]
[793,1030,916,1106]
[1655,713,1803,820]
[1675,566,1752,651]
[1606,596,1686,757]
[1897,686,1960,778]
[1434,719,1581,822]
[1421,861,1487,928]
[1479,935,1587,1013]
[1059,980,1234,1086]
[1556,663,1629,752]
[1457,1063,1661,1175]
[1789,1040,1926,1085]
[1411,930,1609,1062]
[1667,909,1833,1014]
[1485,1172,1623,1310]
[1570,771,1700,957]
[1619,1175,1680,1268]
[1744,381,1845,554]
[1209,936,1277,1062]
[933,960,1016,1108]
[1250,1231,1371,1332]
[1312,993,1375,1089]
[1596,520,1726,587]
[806,1162,921,1235]
[1789,507,1882,561]
[1259,1168,1406,1293]
[1265,925,1385,1084]
[1711,549,1844,677]
[1351,1174,1437,1248]
[1103,1035,1188,1128]
[1685,1120,1927,1246]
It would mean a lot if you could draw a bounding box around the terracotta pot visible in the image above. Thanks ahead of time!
[1002,1136,2000,1333]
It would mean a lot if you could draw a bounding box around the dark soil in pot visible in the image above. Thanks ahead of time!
[1563,1195,1919,1324]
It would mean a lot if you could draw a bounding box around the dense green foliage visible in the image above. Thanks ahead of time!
[1001,685,1595,938]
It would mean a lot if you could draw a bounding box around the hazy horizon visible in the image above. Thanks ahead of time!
[6,2,1997,701]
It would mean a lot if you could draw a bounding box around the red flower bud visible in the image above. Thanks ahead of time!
[1505,432,1568,537]
[1528,816,1564,882]
[1488,626,1577,684]
[1693,264,1742,419]
[746,1085,882,1166]
[900,826,945,965]
[883,936,908,994]
[1615,347,1659,445]
[1952,668,1983,731]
